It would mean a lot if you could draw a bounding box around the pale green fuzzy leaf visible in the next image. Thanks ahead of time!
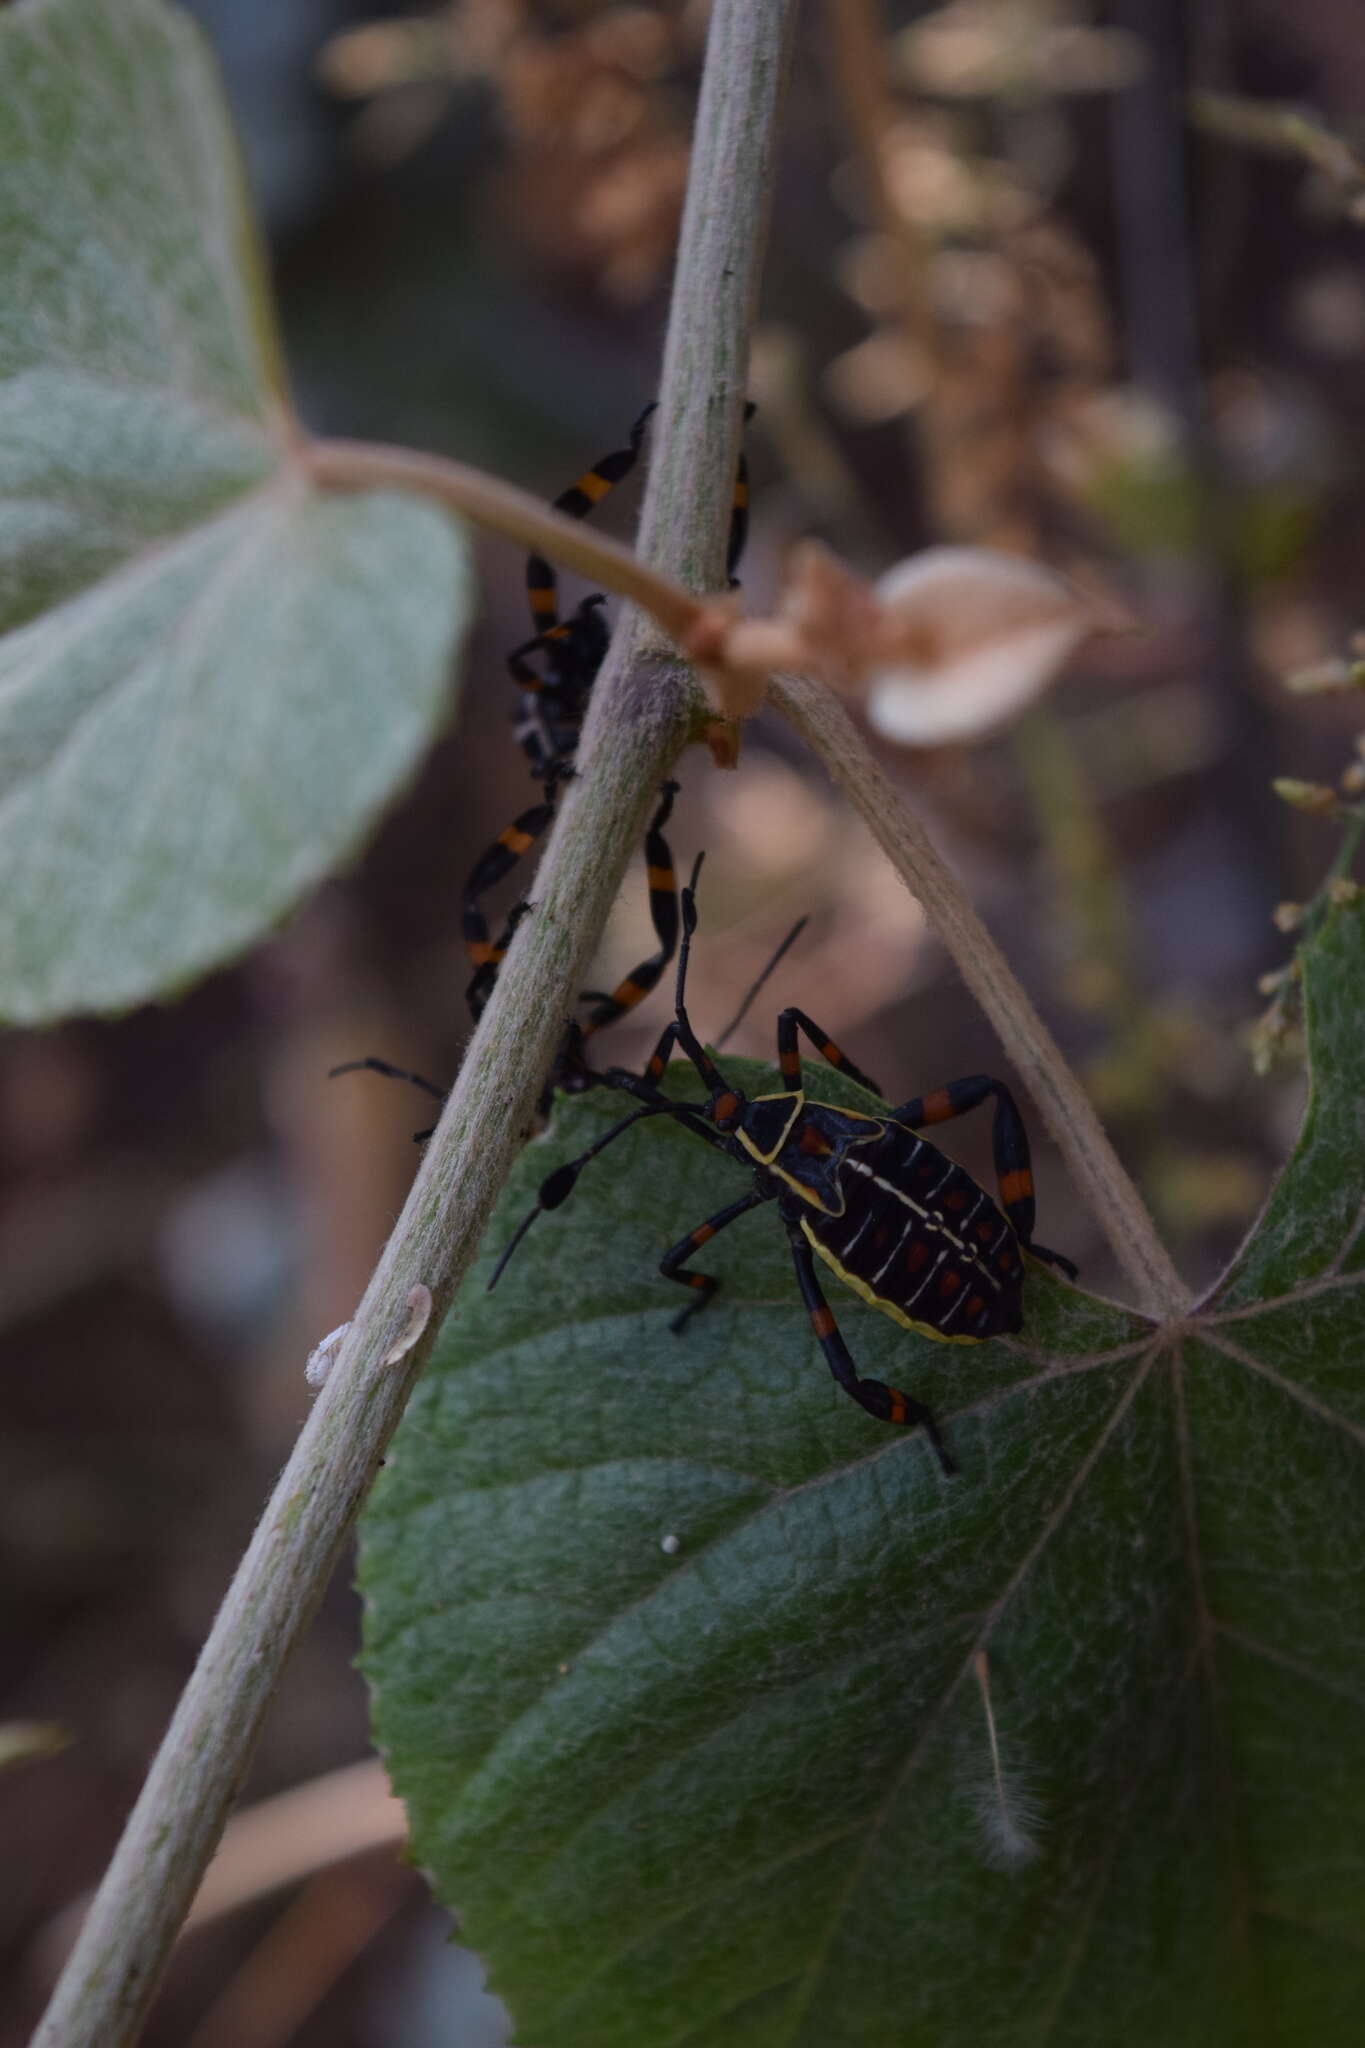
[363,904,1365,2046]
[0,0,469,1021]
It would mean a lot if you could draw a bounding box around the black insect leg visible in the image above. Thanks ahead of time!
[327,1057,444,1100]
[660,1191,768,1332]
[774,1008,884,1098]
[505,602,607,743]
[524,403,655,637]
[786,1224,957,1475]
[326,1057,447,1141]
[464,802,556,1023]
[725,401,756,582]
[890,1075,1078,1280]
[605,1021,679,1102]
[580,782,681,1039]
[596,1030,735,1165]
[640,1021,680,1091]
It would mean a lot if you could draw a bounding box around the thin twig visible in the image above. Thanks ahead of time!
[32,4,797,2043]
[302,437,703,644]
[1189,89,1365,199]
[770,670,1190,1319]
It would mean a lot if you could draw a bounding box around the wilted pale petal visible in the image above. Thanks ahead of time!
[864,546,1113,744]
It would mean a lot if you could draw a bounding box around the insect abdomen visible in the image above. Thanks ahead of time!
[806,1124,1023,1342]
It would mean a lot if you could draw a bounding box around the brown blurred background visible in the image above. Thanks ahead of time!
[5,2,1365,2040]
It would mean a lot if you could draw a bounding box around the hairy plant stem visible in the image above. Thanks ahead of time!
[33,4,796,2044]
[771,671,1192,1320]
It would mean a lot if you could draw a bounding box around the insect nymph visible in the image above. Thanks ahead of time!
[461,405,751,1048]
[492,862,1077,1475]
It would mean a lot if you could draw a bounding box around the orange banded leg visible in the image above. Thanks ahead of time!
[597,1028,736,1167]
[892,1074,1078,1279]
[506,597,607,692]
[524,405,655,635]
[582,783,681,1038]
[505,634,557,688]
[786,1224,956,1474]
[641,1021,679,1090]
[599,1023,680,1110]
[726,400,756,581]
[463,802,555,1022]
[660,1191,766,1332]
[775,1008,884,1099]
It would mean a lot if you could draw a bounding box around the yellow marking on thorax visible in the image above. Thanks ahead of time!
[735,1092,804,1165]
[767,1166,835,1211]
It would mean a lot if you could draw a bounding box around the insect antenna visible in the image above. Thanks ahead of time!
[328,1058,445,1100]
[671,856,741,1113]
[714,915,808,1051]
[487,1100,705,1291]
[328,1058,448,1141]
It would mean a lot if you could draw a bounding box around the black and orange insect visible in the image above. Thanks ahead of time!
[462,404,751,1052]
[491,859,1077,1474]
[334,418,750,1125]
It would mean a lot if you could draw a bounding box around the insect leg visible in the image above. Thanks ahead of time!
[786,1225,957,1474]
[660,1191,767,1332]
[726,401,756,581]
[611,1021,682,1095]
[463,802,556,1022]
[597,1033,732,1158]
[524,404,655,637]
[581,782,681,1038]
[506,629,564,689]
[326,1058,447,1142]
[775,1009,884,1098]
[327,1057,445,1100]
[890,1075,1078,1279]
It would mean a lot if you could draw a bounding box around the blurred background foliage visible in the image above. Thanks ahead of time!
[4,1,1365,2041]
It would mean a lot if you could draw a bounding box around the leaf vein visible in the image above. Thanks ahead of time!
[1199,1330,1365,1452]
[775,1338,1164,2043]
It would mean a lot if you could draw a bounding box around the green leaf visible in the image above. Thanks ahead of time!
[363,904,1365,2045]
[0,0,470,1022]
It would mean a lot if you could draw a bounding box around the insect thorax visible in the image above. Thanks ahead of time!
[739,1096,886,1211]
